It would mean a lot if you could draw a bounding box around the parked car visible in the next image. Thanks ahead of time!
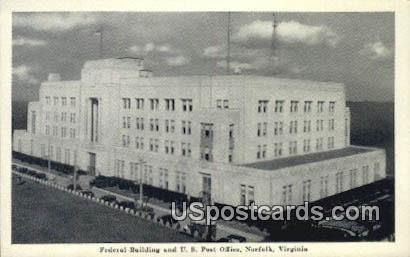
[34,173,47,180]
[160,214,179,226]
[226,234,247,242]
[80,190,95,198]
[100,195,117,203]
[66,184,82,191]
[116,200,135,210]
[216,237,230,242]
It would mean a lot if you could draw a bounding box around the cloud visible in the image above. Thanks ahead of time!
[203,45,226,58]
[233,19,339,48]
[360,41,393,60]
[13,37,47,47]
[144,43,155,52]
[165,55,189,66]
[13,65,39,85]
[129,43,176,55]
[13,13,98,31]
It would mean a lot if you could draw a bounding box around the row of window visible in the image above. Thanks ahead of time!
[40,144,77,164]
[257,100,336,114]
[121,135,192,157]
[114,160,187,193]
[45,111,76,123]
[122,116,193,135]
[45,125,76,138]
[45,96,77,107]
[122,98,193,112]
[256,137,335,159]
[281,163,380,204]
[257,119,335,137]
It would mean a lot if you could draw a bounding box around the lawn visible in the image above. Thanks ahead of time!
[12,176,194,243]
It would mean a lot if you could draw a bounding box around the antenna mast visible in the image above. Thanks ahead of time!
[227,12,231,75]
[272,13,278,58]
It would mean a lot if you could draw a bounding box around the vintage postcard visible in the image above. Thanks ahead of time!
[0,0,409,256]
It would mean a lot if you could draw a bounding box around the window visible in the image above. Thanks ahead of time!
[149,119,154,131]
[257,145,261,159]
[52,126,58,137]
[304,101,312,113]
[317,101,324,113]
[328,119,335,131]
[201,147,212,161]
[53,97,59,105]
[274,100,284,113]
[53,112,59,121]
[181,142,192,157]
[69,128,76,138]
[216,99,229,109]
[327,137,335,149]
[135,98,144,109]
[316,137,323,151]
[70,113,76,123]
[136,117,144,130]
[362,165,370,184]
[149,98,159,110]
[31,111,36,134]
[181,98,193,112]
[336,172,344,193]
[274,142,283,157]
[62,97,67,106]
[166,120,175,133]
[223,99,229,109]
[262,145,267,158]
[115,159,125,178]
[176,172,187,193]
[64,148,70,164]
[135,136,144,150]
[56,147,62,162]
[216,99,222,108]
[122,135,130,147]
[240,185,255,205]
[41,144,46,157]
[164,140,175,155]
[257,123,266,136]
[155,119,159,131]
[282,185,293,205]
[302,180,311,202]
[45,125,50,135]
[349,169,358,189]
[257,100,268,113]
[46,111,50,121]
[181,120,192,135]
[303,139,311,153]
[201,123,213,138]
[122,98,131,109]
[329,101,336,113]
[61,112,66,122]
[289,120,298,134]
[316,119,324,132]
[290,101,299,113]
[303,120,311,133]
[320,176,329,198]
[61,127,67,138]
[70,97,76,107]
[45,96,50,105]
[165,99,175,111]
[288,141,297,155]
[274,121,284,135]
[374,162,381,180]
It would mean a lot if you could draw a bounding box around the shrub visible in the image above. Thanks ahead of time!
[66,184,82,191]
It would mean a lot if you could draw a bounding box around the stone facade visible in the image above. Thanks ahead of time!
[13,57,386,206]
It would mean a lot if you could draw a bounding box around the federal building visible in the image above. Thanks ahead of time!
[13,57,386,206]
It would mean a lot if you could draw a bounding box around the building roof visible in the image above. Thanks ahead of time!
[121,75,344,91]
[240,146,378,171]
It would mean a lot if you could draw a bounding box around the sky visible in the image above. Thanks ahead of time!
[12,12,394,102]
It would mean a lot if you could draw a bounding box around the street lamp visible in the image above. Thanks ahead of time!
[138,158,146,206]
